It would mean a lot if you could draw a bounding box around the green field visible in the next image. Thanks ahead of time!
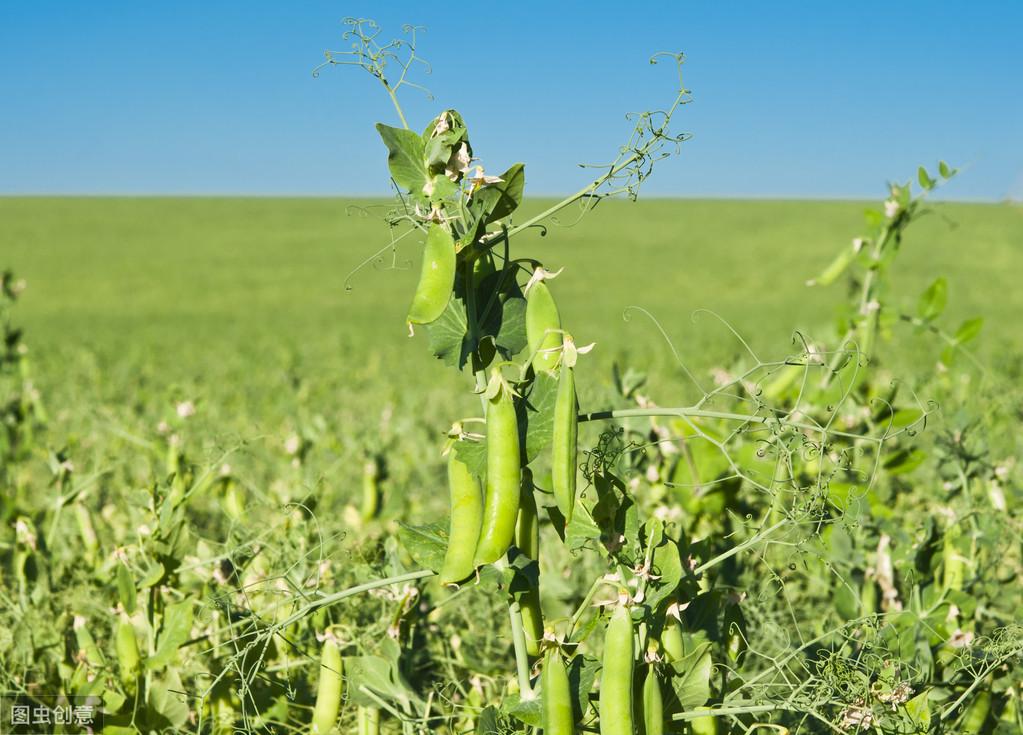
[4,197,1021,412]
[2,196,1021,734]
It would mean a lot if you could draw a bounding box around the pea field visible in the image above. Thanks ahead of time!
[2,19,1023,735]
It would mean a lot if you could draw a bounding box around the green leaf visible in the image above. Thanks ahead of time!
[503,692,542,727]
[938,160,953,178]
[568,654,600,722]
[427,294,470,368]
[345,654,420,710]
[670,644,713,708]
[905,689,931,731]
[645,535,683,611]
[522,371,558,464]
[917,277,947,321]
[376,124,428,193]
[476,706,501,734]
[148,669,190,729]
[476,163,526,224]
[397,521,448,573]
[953,317,983,345]
[917,166,936,190]
[146,600,193,671]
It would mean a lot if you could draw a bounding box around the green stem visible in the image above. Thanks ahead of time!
[508,599,534,697]
[692,520,788,575]
[385,83,409,130]
[578,406,880,443]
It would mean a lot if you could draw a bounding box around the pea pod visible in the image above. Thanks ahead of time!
[114,614,140,689]
[689,708,719,735]
[361,456,380,522]
[961,683,991,735]
[526,280,562,374]
[543,649,575,735]
[311,638,343,734]
[659,605,684,664]
[515,470,543,656]
[942,522,967,592]
[474,381,521,565]
[407,223,456,325]
[357,706,380,735]
[640,663,664,735]
[440,446,484,585]
[552,363,578,525]
[600,604,635,735]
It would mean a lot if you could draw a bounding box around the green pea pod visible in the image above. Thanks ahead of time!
[689,707,718,735]
[357,706,380,735]
[474,382,521,565]
[552,364,578,525]
[600,605,635,735]
[640,663,664,735]
[515,470,543,656]
[114,615,140,689]
[942,522,967,592]
[72,615,105,668]
[311,639,343,734]
[659,610,684,664]
[440,447,484,585]
[961,686,991,735]
[526,280,562,374]
[543,649,576,735]
[407,223,456,325]
[361,456,380,522]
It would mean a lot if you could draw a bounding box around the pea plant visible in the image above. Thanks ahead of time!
[302,17,1021,735]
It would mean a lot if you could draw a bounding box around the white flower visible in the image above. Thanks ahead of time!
[467,165,503,192]
[219,463,232,477]
[949,629,974,648]
[176,401,196,419]
[522,266,563,294]
[431,112,451,136]
[883,199,900,219]
[860,299,881,316]
[852,237,866,253]
[157,420,170,434]
[284,434,301,455]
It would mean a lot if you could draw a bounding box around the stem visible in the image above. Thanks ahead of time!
[578,406,880,444]
[498,152,642,241]
[384,83,409,130]
[673,703,780,720]
[508,599,534,697]
[692,520,788,576]
[212,570,436,635]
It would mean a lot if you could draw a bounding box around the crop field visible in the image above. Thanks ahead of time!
[2,13,1023,735]
[2,191,1022,734]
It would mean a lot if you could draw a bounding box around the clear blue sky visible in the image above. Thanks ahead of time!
[2,1,1020,200]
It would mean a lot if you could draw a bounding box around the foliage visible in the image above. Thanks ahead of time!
[0,18,1020,735]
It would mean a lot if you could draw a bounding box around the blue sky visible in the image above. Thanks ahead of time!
[1,1,1020,200]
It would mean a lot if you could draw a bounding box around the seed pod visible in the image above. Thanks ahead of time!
[474,381,521,565]
[526,280,562,374]
[357,706,380,735]
[407,223,456,325]
[942,522,967,592]
[543,649,575,735]
[552,363,578,525]
[689,707,719,735]
[311,638,343,735]
[72,615,105,668]
[114,614,140,688]
[361,456,381,522]
[440,447,484,585]
[640,663,664,735]
[600,604,635,735]
[515,470,543,656]
[659,606,685,664]
[961,687,991,735]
